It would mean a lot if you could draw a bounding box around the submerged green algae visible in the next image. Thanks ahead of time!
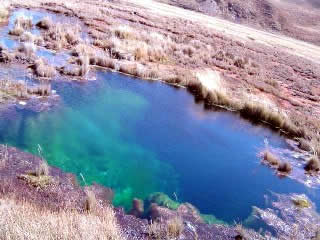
[0,79,179,210]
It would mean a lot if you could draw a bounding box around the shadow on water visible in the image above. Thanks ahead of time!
[0,70,319,224]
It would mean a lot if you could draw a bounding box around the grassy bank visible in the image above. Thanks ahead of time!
[0,197,125,240]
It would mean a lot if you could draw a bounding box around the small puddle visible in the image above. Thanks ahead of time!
[1,9,90,69]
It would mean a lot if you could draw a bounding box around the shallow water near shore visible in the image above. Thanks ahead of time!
[0,70,319,224]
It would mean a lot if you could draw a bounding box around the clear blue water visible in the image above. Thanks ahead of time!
[0,70,319,223]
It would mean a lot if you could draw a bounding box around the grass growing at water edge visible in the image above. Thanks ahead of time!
[0,197,125,240]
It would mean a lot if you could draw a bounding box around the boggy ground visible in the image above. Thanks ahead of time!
[2,0,320,178]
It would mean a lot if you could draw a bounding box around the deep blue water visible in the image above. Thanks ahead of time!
[0,70,319,224]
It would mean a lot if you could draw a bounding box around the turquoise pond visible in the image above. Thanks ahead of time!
[0,70,319,223]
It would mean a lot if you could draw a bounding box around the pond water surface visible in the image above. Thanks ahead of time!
[0,70,319,224]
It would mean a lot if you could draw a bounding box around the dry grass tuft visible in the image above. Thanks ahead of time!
[9,24,24,36]
[0,145,9,168]
[0,78,29,99]
[148,221,166,240]
[263,151,280,167]
[0,197,125,240]
[167,216,184,238]
[277,162,292,174]
[113,25,136,40]
[79,54,90,76]
[44,23,81,50]
[84,189,97,212]
[36,16,52,30]
[27,82,52,96]
[18,159,52,188]
[240,102,293,132]
[18,42,37,58]
[20,31,44,45]
[18,174,52,188]
[15,15,33,29]
[304,156,320,173]
[234,57,246,69]
[37,160,49,177]
[9,15,33,36]
[298,138,311,152]
[33,58,56,78]
[0,4,9,23]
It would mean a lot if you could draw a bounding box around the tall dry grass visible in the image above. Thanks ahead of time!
[0,78,29,99]
[0,197,125,240]
[0,3,9,23]
[9,15,33,36]
[33,58,56,78]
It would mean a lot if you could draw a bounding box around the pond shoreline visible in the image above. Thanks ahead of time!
[0,0,319,239]
[0,144,256,239]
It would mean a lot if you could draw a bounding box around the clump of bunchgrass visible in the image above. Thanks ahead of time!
[304,155,320,173]
[277,162,292,175]
[148,220,166,240]
[167,216,184,238]
[15,15,32,29]
[298,138,311,152]
[9,23,24,36]
[32,58,56,78]
[0,196,125,240]
[44,23,81,50]
[113,25,136,40]
[20,31,44,45]
[0,145,9,168]
[17,42,37,58]
[262,150,280,167]
[0,78,29,99]
[84,189,97,212]
[18,156,52,189]
[78,54,90,76]
[27,82,52,96]
[0,3,9,23]
[9,15,33,36]
[36,16,52,30]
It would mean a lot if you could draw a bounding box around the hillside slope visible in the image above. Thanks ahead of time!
[156,0,320,45]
